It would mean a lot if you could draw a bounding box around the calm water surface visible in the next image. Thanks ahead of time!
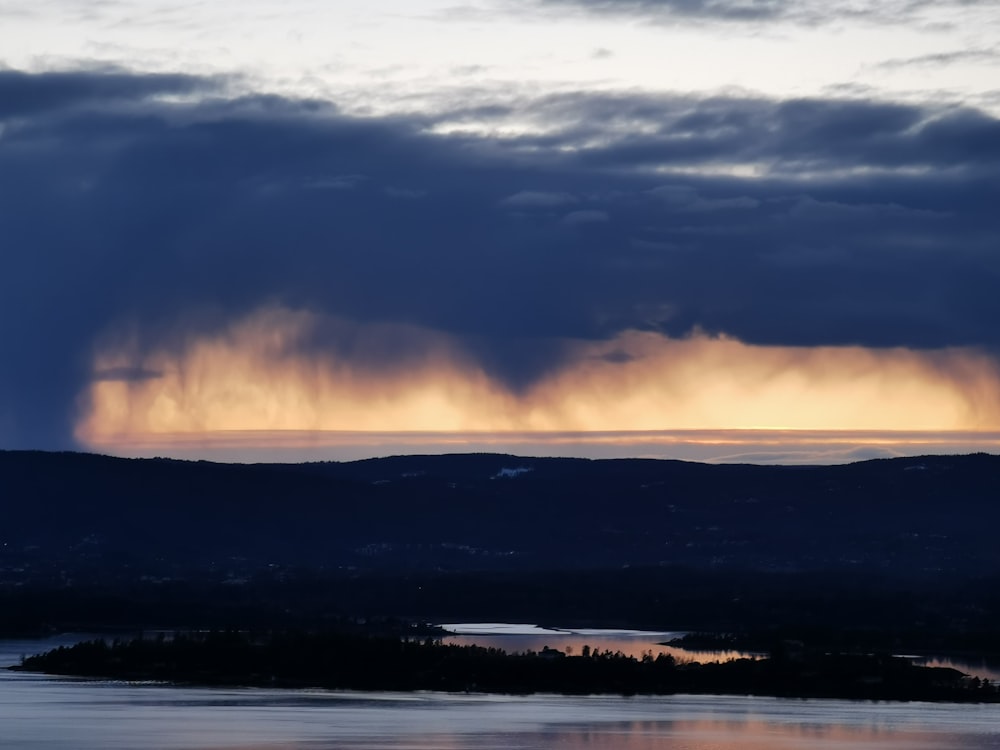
[440,622,761,663]
[4,635,1000,750]
[440,623,1000,680]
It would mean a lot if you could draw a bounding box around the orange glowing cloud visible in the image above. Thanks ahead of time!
[76,305,1000,452]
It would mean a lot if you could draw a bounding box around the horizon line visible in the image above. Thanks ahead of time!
[70,428,1000,466]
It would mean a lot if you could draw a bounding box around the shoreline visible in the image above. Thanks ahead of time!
[12,631,1000,705]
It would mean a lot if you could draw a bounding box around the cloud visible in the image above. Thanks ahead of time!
[527,0,988,26]
[556,94,1000,172]
[0,68,214,118]
[1,68,999,449]
[77,305,1000,449]
[533,0,790,22]
[562,209,609,225]
[500,190,579,208]
[385,186,427,199]
[441,90,1000,177]
[649,185,759,211]
[91,366,164,383]
[598,349,636,363]
[874,48,1000,71]
[300,174,367,190]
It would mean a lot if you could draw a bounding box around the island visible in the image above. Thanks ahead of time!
[12,629,1000,703]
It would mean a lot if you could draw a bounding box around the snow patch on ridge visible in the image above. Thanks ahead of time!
[493,466,533,479]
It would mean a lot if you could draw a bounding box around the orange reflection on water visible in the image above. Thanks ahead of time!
[441,632,762,664]
[175,713,980,749]
[528,718,955,749]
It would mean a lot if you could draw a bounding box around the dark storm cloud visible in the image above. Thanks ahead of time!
[498,92,1000,171]
[1,68,999,447]
[0,68,214,117]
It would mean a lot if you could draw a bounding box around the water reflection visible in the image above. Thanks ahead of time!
[3,670,1000,749]
[439,623,762,664]
[911,655,1000,683]
[440,624,1000,683]
[4,636,1000,750]
[495,719,978,750]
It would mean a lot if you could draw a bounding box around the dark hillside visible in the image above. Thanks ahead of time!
[2,451,1000,579]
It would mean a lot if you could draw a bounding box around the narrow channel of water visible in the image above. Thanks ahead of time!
[440,622,1000,680]
[440,622,761,663]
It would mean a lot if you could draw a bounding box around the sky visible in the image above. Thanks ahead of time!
[2,0,1000,464]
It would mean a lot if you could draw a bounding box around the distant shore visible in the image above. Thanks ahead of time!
[12,630,1000,703]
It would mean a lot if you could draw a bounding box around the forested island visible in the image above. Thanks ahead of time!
[12,630,1000,703]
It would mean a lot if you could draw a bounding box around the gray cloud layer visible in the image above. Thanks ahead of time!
[529,0,985,25]
[1,69,998,447]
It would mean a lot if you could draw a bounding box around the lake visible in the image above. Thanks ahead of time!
[4,633,1000,749]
